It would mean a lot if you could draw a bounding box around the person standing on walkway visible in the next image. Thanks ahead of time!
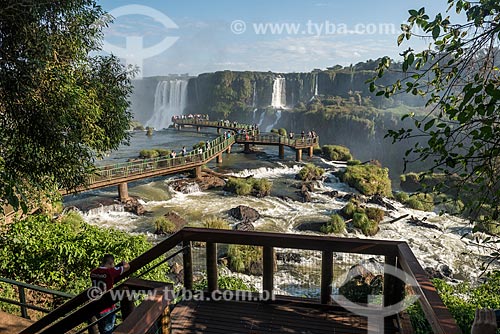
[90,254,130,334]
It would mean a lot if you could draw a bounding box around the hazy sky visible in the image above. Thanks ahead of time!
[100,0,457,76]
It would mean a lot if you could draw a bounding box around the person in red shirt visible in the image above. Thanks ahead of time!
[90,254,130,334]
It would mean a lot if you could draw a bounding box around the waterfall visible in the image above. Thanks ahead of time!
[252,81,257,107]
[252,108,258,123]
[314,75,319,96]
[271,77,286,108]
[145,79,188,130]
[257,110,266,128]
[265,110,282,132]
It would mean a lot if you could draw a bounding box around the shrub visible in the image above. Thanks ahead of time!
[278,128,287,136]
[154,148,171,157]
[251,178,272,197]
[322,145,353,161]
[154,217,176,234]
[139,149,159,159]
[227,245,263,275]
[394,191,410,203]
[270,129,279,134]
[193,275,257,292]
[353,213,379,236]
[0,214,168,296]
[146,127,154,136]
[193,141,206,150]
[406,193,434,212]
[224,177,272,197]
[298,163,325,181]
[476,220,500,236]
[321,214,346,234]
[365,207,385,223]
[341,201,360,219]
[347,159,362,166]
[342,164,392,196]
[202,217,229,230]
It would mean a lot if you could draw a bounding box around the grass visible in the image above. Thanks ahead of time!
[202,217,230,229]
[154,217,176,234]
[139,149,159,159]
[227,244,263,275]
[353,212,379,236]
[342,164,392,196]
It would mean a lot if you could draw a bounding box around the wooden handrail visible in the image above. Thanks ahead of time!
[23,228,462,334]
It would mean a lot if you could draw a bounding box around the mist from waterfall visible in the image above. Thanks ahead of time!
[265,110,282,132]
[145,80,188,130]
[271,77,286,108]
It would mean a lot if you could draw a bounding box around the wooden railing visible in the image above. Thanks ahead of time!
[235,134,319,148]
[0,277,75,319]
[21,228,461,334]
[173,118,256,132]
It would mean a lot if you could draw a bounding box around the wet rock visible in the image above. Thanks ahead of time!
[234,222,255,231]
[228,205,260,223]
[408,216,441,231]
[298,190,312,203]
[300,182,315,192]
[123,197,145,215]
[165,211,188,230]
[276,252,302,263]
[425,265,453,279]
[294,221,326,232]
[368,194,397,211]
[339,263,384,303]
[321,190,339,198]
[425,267,444,279]
[342,193,364,202]
[167,262,184,284]
[170,175,225,193]
[197,175,226,190]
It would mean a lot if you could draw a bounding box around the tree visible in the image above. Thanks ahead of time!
[0,1,134,214]
[370,0,500,225]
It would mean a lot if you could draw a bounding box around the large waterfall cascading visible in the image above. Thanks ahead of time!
[314,75,319,96]
[252,81,257,107]
[271,77,286,108]
[145,80,188,130]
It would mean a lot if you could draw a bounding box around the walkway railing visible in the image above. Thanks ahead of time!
[173,118,256,132]
[235,134,319,148]
[0,277,75,319]
[86,134,235,187]
[21,228,461,334]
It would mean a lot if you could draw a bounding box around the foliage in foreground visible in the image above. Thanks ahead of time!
[371,0,500,226]
[224,177,272,197]
[0,1,133,214]
[0,213,167,295]
[342,164,392,196]
[321,214,346,234]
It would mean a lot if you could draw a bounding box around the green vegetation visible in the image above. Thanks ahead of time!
[194,275,256,292]
[130,121,145,131]
[339,273,382,303]
[278,128,287,136]
[139,149,159,159]
[353,213,379,236]
[347,160,362,166]
[224,177,272,197]
[409,273,500,334]
[202,217,230,229]
[322,145,353,161]
[0,214,168,296]
[0,1,133,214]
[476,220,500,236]
[146,127,154,136]
[154,217,177,234]
[365,207,385,223]
[154,148,171,157]
[342,164,392,196]
[193,141,206,150]
[227,245,263,275]
[321,214,346,234]
[372,1,500,226]
[393,191,410,204]
[395,192,435,212]
[298,164,325,181]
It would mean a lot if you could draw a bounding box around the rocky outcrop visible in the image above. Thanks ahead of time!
[228,205,260,223]
[170,174,226,193]
[425,265,453,280]
[276,252,302,263]
[295,221,326,232]
[368,194,396,211]
[235,222,255,231]
[123,197,145,215]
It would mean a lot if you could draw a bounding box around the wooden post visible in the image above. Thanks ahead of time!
[279,144,285,159]
[118,183,129,202]
[194,166,202,180]
[227,145,232,154]
[384,255,404,329]
[19,286,29,319]
[206,243,218,293]
[161,302,171,334]
[216,153,222,164]
[217,128,221,134]
[183,241,193,290]
[87,317,100,334]
[308,146,314,157]
[244,143,250,153]
[295,149,302,162]
[120,286,135,320]
[196,126,200,132]
[321,251,333,304]
[263,246,274,299]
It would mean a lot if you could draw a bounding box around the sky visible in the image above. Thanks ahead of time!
[99,0,457,77]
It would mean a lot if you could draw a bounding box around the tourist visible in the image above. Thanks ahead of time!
[289,132,294,139]
[301,130,305,141]
[90,254,130,334]
[182,146,187,156]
